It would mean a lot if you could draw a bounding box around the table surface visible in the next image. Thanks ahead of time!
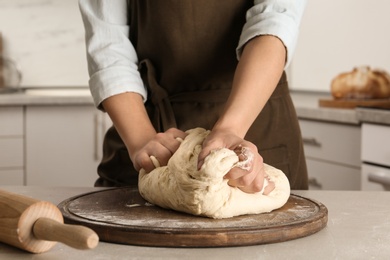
[0,186,389,260]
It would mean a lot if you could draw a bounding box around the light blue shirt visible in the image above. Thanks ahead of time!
[79,0,306,108]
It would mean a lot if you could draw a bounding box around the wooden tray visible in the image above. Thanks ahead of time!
[58,187,328,247]
[319,98,390,109]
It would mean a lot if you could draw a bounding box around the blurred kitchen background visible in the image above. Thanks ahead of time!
[0,0,389,190]
[0,0,87,87]
[0,0,389,90]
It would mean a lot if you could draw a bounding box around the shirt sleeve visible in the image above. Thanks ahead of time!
[237,0,307,67]
[78,0,146,109]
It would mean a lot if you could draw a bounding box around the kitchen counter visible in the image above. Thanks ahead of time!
[0,186,389,260]
[291,91,390,125]
[0,88,94,106]
[1,88,390,125]
[290,91,360,124]
[356,107,390,125]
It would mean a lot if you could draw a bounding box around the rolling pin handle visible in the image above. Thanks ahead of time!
[33,218,99,250]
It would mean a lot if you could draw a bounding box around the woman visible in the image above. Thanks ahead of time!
[79,0,308,192]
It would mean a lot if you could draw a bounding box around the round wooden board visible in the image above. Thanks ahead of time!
[58,187,328,247]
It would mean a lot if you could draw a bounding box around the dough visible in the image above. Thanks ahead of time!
[138,128,290,219]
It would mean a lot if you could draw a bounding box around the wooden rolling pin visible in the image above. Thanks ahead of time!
[0,189,99,253]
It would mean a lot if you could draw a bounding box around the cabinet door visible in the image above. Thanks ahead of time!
[361,123,390,167]
[0,106,24,185]
[0,169,24,185]
[0,106,24,136]
[0,138,24,168]
[307,159,361,191]
[300,119,361,167]
[25,105,110,186]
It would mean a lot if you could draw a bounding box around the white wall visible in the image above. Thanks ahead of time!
[1,0,389,90]
[290,0,390,92]
[0,0,88,87]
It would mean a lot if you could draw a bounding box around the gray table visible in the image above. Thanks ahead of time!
[0,186,389,260]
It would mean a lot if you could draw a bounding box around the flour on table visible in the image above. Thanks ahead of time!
[138,128,290,219]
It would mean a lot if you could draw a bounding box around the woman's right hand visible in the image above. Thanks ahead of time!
[101,92,187,174]
[130,128,187,173]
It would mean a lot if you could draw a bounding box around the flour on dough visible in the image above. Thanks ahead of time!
[138,128,290,219]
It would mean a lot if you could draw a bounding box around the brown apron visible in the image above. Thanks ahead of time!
[96,0,308,189]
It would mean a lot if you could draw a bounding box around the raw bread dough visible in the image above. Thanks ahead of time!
[138,128,290,219]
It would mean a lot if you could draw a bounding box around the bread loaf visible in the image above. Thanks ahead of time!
[331,66,390,99]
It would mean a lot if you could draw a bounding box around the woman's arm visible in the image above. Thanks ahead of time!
[79,0,186,173]
[102,92,186,173]
[198,35,285,194]
[78,0,146,109]
[215,35,285,138]
[198,1,307,193]
[237,0,307,66]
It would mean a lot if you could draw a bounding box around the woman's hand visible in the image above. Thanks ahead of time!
[198,129,274,194]
[194,36,285,194]
[131,128,187,173]
[101,93,187,174]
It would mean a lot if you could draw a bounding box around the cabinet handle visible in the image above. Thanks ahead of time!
[302,137,322,147]
[94,113,111,161]
[94,114,99,161]
[94,113,104,161]
[368,171,390,186]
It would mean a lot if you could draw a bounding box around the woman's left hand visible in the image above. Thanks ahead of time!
[197,129,274,194]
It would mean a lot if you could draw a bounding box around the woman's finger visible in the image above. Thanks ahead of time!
[134,128,187,172]
[135,152,157,173]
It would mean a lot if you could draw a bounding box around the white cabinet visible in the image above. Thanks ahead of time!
[361,123,390,167]
[299,119,361,190]
[25,105,111,187]
[0,106,24,185]
[306,159,361,190]
[361,123,390,191]
[361,164,390,191]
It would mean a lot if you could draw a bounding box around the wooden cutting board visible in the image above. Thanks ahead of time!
[58,187,328,247]
[319,98,390,109]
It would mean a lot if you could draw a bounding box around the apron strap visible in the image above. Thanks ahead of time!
[139,59,177,130]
